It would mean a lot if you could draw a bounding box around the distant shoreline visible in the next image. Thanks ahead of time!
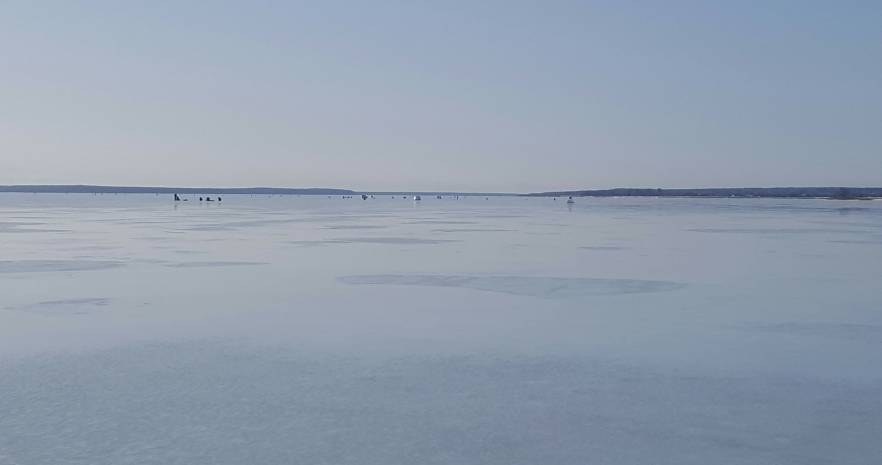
[0,185,356,196]
[525,187,882,200]
[0,185,879,200]
[0,185,512,197]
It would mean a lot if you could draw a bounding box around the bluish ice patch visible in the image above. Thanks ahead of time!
[688,227,864,235]
[0,221,69,233]
[6,298,111,316]
[64,245,120,251]
[0,260,123,274]
[288,237,456,246]
[323,225,387,230]
[165,261,268,268]
[734,322,882,343]
[404,220,478,225]
[431,228,514,233]
[338,274,684,298]
[286,240,333,247]
[335,237,459,245]
[137,236,176,242]
[828,239,882,244]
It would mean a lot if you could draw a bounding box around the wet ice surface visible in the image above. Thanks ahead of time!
[1,194,881,464]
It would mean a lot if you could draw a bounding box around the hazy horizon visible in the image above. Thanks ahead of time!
[2,2,881,191]
[3,182,882,194]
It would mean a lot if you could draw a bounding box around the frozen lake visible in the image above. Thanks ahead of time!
[1,193,881,464]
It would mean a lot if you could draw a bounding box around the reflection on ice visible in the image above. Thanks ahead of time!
[339,274,684,298]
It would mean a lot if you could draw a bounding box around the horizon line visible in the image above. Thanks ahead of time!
[1,184,882,197]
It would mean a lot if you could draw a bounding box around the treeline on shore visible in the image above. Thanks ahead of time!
[527,187,882,199]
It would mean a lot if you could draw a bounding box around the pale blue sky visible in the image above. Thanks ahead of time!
[1,1,880,192]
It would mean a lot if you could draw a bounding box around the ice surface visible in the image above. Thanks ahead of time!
[0,260,123,273]
[323,225,388,230]
[687,227,864,235]
[165,261,268,268]
[6,297,111,316]
[2,339,879,465]
[0,221,69,233]
[734,322,882,343]
[334,237,460,245]
[287,237,459,246]
[431,228,515,233]
[339,274,684,298]
[828,239,882,244]
[339,236,459,244]
[405,220,477,225]
[0,194,881,464]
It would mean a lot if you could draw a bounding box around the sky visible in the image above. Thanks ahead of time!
[1,1,880,193]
